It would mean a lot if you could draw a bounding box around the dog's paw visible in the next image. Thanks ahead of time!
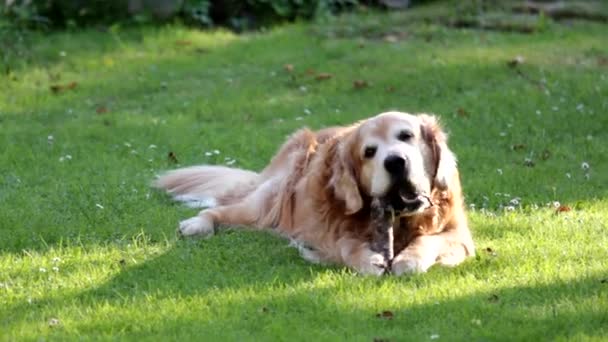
[391,251,434,276]
[178,215,214,237]
[355,251,388,276]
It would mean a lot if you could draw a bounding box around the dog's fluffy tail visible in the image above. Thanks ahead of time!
[153,166,260,208]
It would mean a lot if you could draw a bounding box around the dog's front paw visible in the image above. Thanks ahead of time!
[391,251,434,276]
[178,215,214,237]
[355,251,388,276]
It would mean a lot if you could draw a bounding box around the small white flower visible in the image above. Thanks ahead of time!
[552,201,561,208]
[586,135,593,141]
[148,159,153,162]
[496,168,503,175]
[148,144,157,149]
[471,318,482,326]
[576,103,584,111]
[535,110,541,115]
[48,135,54,142]
[494,192,502,197]
[39,267,47,273]
[59,51,67,57]
[130,150,138,154]
[469,203,476,209]
[295,116,304,121]
[509,198,520,206]
[52,257,61,263]
[299,86,307,92]
[226,159,236,166]
[430,334,440,340]
[95,203,104,209]
[552,106,559,111]
[335,109,341,113]
[566,173,571,179]
[59,157,65,162]
[505,205,515,211]
[213,150,220,155]
[581,162,590,170]
[48,318,60,326]
[204,152,213,156]
[499,132,507,137]
[304,108,312,115]
[52,266,59,272]
[124,142,132,148]
[585,174,590,180]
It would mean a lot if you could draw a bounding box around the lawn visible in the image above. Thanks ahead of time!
[1,3,607,341]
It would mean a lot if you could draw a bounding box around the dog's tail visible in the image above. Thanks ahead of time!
[153,166,260,208]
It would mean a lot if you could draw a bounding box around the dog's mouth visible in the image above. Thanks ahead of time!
[384,184,433,215]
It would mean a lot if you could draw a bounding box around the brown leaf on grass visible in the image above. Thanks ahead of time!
[353,80,369,89]
[175,40,192,46]
[50,81,78,94]
[507,55,525,68]
[305,68,316,75]
[541,149,551,160]
[284,64,294,73]
[510,143,526,151]
[168,151,179,164]
[598,56,608,67]
[383,34,399,43]
[456,108,469,118]
[375,310,394,320]
[555,205,571,214]
[96,106,108,114]
[315,73,333,81]
[484,247,497,256]
[488,294,500,303]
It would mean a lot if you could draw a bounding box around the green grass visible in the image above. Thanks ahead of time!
[1,4,608,341]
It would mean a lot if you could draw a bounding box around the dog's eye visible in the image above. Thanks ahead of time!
[397,130,413,142]
[364,146,377,159]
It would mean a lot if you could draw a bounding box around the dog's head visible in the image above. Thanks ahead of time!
[332,111,458,215]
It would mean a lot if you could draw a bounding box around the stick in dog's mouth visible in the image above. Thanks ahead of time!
[385,185,433,216]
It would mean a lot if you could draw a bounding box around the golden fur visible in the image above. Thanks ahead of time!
[154,111,475,275]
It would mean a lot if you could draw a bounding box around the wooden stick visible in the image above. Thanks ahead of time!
[370,198,395,272]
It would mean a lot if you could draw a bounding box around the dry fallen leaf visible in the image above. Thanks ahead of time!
[353,80,369,89]
[168,151,179,164]
[305,68,316,75]
[510,143,526,151]
[315,73,333,81]
[96,106,108,114]
[507,55,525,68]
[376,310,394,320]
[175,40,192,46]
[50,81,78,94]
[284,64,294,73]
[555,205,571,214]
[457,108,469,118]
[541,149,551,160]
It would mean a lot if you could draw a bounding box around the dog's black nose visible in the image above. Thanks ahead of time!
[384,155,406,176]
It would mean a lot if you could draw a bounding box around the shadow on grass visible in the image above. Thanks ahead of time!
[4,238,606,339]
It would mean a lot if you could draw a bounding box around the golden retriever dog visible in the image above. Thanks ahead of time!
[154,111,475,275]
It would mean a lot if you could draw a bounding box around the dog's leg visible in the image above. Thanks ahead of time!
[391,228,474,275]
[178,180,276,237]
[337,237,387,276]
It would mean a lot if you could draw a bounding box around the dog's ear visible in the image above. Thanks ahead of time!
[419,114,458,190]
[331,142,363,215]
